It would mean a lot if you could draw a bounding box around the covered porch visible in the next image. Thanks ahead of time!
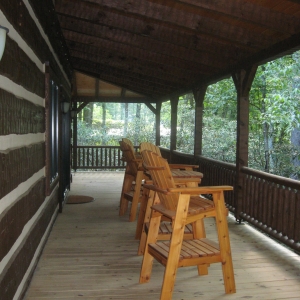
[25,172,300,300]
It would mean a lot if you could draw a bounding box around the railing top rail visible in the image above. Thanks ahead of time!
[242,166,300,189]
[75,145,121,149]
[194,154,236,171]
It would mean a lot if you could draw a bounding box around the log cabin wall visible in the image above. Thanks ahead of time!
[0,1,71,299]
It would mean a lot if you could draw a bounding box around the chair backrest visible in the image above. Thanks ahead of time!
[122,138,136,153]
[140,142,162,156]
[120,140,139,176]
[141,150,179,211]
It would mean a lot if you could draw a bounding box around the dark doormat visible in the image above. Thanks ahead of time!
[67,195,94,204]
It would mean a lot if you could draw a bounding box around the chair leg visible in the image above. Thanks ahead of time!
[135,187,150,240]
[129,170,144,222]
[213,191,236,294]
[119,172,134,216]
[139,212,161,283]
[160,194,190,300]
[137,191,160,255]
[192,218,209,275]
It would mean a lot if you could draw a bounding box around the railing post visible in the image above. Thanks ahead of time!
[232,66,257,221]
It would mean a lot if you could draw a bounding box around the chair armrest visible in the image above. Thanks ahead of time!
[143,184,169,194]
[169,164,199,170]
[168,186,233,194]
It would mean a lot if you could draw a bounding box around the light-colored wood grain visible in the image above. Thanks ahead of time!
[24,172,300,300]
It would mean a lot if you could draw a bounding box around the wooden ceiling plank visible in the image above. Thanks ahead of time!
[55,0,273,49]
[148,0,300,34]
[57,8,258,57]
[68,46,199,83]
[61,26,227,71]
[72,57,179,90]
[57,13,249,64]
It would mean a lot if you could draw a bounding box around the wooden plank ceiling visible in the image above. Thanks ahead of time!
[72,72,148,103]
[54,0,300,102]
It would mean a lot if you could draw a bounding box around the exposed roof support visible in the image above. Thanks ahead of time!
[55,0,300,101]
[73,96,154,104]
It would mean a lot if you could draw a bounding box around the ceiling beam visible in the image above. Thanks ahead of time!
[73,96,154,104]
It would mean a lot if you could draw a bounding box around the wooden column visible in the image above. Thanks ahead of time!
[232,66,257,220]
[170,96,179,162]
[155,101,162,146]
[58,86,63,212]
[72,102,78,172]
[193,86,207,156]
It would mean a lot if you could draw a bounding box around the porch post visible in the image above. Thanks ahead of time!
[193,86,207,156]
[170,95,179,162]
[72,102,78,172]
[232,66,257,220]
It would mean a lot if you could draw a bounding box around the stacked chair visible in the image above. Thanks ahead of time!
[119,139,146,222]
[139,150,236,299]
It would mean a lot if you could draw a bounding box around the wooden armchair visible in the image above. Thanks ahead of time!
[119,140,148,222]
[136,142,203,254]
[139,150,236,299]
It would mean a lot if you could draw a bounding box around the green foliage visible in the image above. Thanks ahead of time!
[205,78,237,120]
[76,103,156,147]
[176,94,196,153]
[202,116,236,162]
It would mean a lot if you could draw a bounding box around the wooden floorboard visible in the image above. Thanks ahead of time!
[24,172,300,300]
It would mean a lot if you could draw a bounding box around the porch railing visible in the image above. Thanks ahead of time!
[71,145,300,253]
[169,150,300,253]
[72,145,137,170]
[240,167,300,252]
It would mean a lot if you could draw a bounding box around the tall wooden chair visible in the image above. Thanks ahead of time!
[119,140,147,222]
[139,150,235,299]
[136,142,202,254]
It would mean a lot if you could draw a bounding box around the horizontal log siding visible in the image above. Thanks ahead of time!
[0,37,44,97]
[0,1,71,298]
[0,187,58,300]
[0,143,45,200]
[0,178,46,261]
[0,0,71,90]
[0,90,45,135]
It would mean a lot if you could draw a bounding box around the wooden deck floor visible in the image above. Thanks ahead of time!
[25,172,300,300]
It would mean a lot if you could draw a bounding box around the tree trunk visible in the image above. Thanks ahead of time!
[83,102,93,126]
[261,67,274,172]
[102,103,106,129]
[291,128,300,179]
[134,103,141,145]
[124,103,128,136]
